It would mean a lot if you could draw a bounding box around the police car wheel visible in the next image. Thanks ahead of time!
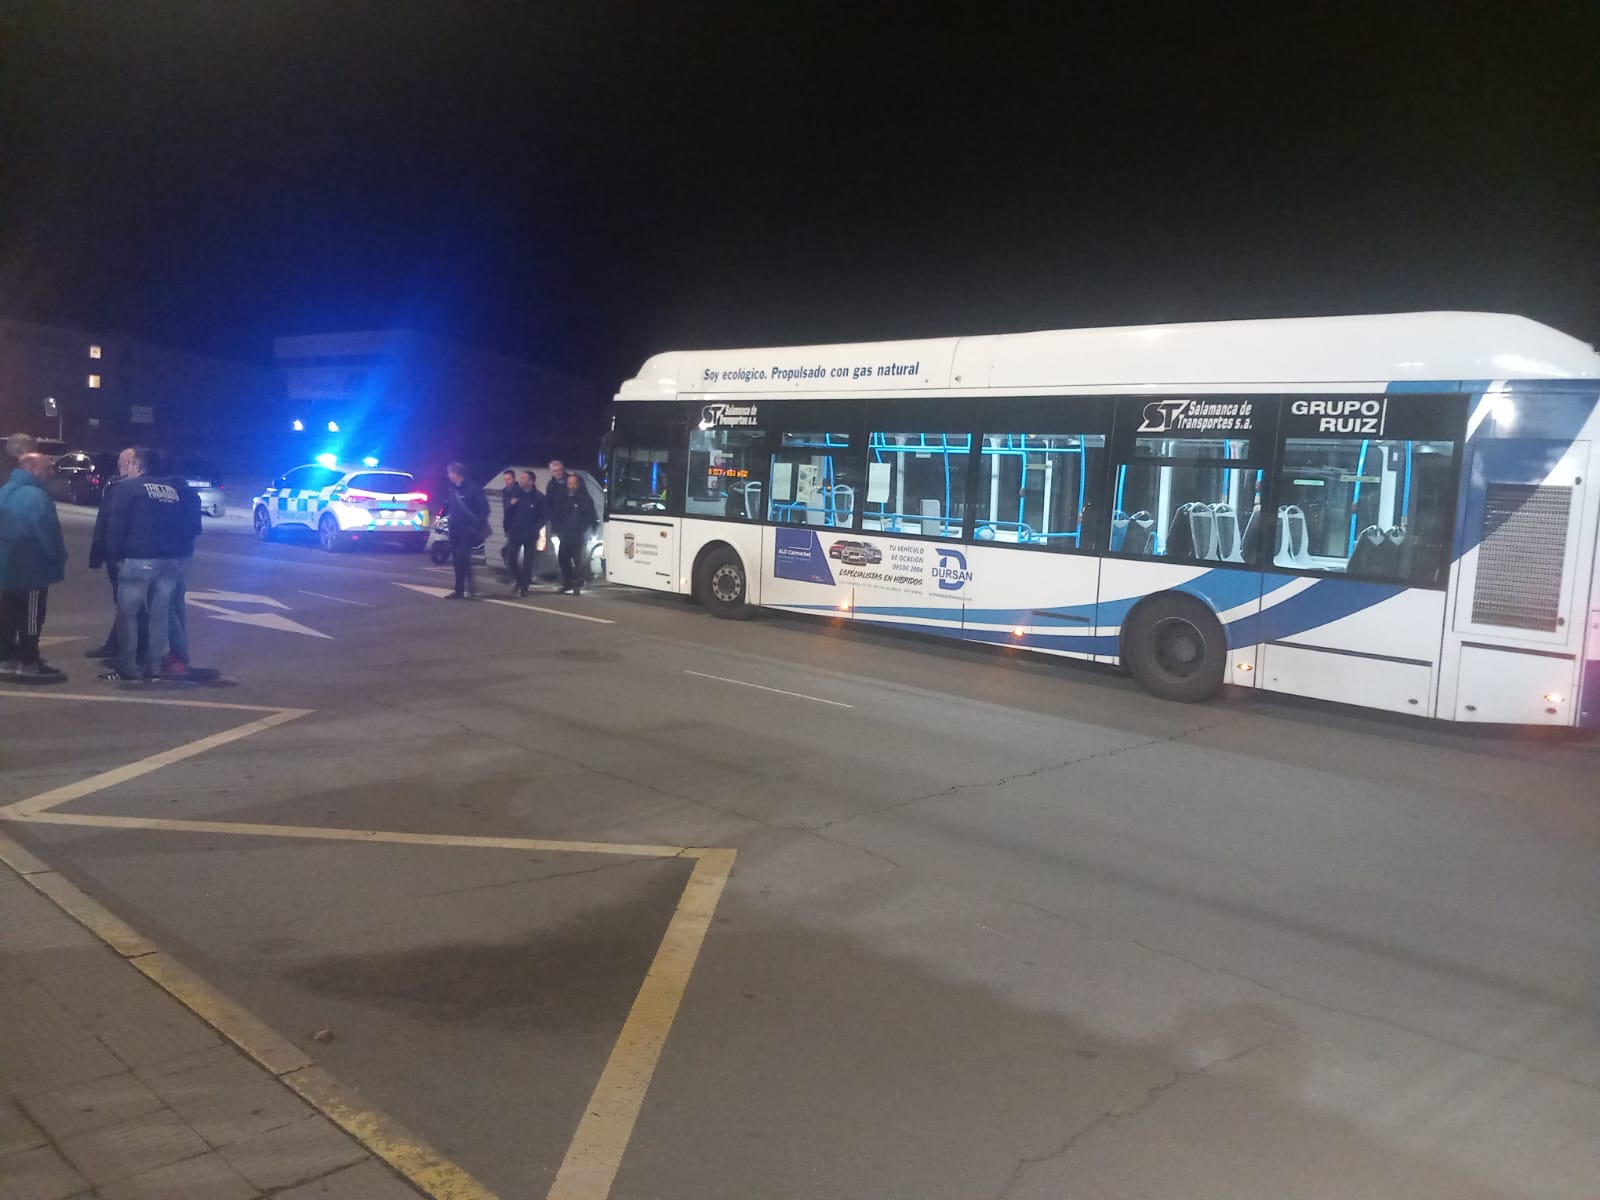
[428,540,452,564]
[253,507,276,542]
[1124,593,1225,703]
[318,515,343,552]
[697,547,755,620]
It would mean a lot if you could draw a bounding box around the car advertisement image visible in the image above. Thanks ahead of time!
[775,530,972,599]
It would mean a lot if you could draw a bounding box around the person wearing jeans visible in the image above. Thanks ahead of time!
[99,448,200,682]
[113,557,183,680]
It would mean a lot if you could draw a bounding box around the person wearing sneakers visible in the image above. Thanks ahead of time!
[0,451,69,683]
[100,448,198,682]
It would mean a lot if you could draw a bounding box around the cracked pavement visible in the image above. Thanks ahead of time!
[2,506,1594,1199]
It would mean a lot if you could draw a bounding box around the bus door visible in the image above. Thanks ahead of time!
[1101,395,1272,679]
[604,420,683,593]
[962,397,1114,659]
[1256,395,1464,715]
[1442,422,1593,725]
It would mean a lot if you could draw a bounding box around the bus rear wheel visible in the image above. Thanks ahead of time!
[697,547,755,620]
[1124,594,1226,703]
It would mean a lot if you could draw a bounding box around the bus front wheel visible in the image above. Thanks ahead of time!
[697,547,755,620]
[1124,594,1226,703]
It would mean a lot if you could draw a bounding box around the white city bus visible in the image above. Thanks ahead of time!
[602,313,1600,727]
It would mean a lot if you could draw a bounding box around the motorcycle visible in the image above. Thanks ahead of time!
[426,511,487,565]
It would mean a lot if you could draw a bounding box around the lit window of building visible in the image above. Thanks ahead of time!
[88,374,101,388]
[89,345,102,359]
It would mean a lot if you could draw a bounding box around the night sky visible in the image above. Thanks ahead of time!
[3,2,1596,394]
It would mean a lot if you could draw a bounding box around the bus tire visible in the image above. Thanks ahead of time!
[697,546,755,620]
[1124,593,1226,703]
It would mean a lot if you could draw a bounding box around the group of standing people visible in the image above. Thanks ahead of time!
[0,433,204,686]
[440,458,598,600]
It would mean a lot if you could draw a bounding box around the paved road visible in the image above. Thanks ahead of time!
[2,504,1595,1199]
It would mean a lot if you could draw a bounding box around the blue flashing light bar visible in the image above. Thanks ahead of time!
[327,421,340,433]
[362,456,379,467]
[291,419,304,431]
[315,453,338,468]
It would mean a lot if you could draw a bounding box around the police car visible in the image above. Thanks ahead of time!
[252,461,431,552]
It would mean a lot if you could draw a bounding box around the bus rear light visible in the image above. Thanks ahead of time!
[1236,661,1254,672]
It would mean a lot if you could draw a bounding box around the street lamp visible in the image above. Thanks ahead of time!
[42,397,61,440]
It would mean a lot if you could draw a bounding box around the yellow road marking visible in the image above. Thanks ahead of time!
[0,707,310,819]
[0,689,292,712]
[0,828,497,1200]
[548,847,736,1200]
[1,690,739,1200]
[16,811,693,859]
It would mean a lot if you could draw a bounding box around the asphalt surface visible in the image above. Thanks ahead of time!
[1,501,1595,1199]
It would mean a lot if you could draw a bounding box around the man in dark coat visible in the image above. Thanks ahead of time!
[443,461,488,599]
[551,471,598,594]
[505,469,547,597]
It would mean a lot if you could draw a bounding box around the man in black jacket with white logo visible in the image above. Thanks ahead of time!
[99,448,200,682]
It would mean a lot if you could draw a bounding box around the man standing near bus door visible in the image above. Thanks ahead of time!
[0,452,69,682]
[506,469,547,596]
[443,461,488,599]
[553,471,597,595]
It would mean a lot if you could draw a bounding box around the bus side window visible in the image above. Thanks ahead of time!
[769,433,859,528]
[1111,437,1261,564]
[1276,438,1456,586]
[863,432,970,538]
[975,433,1105,551]
[687,425,767,521]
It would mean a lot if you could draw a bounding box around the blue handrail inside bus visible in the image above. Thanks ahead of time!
[1347,439,1370,556]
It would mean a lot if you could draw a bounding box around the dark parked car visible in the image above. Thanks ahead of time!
[48,450,120,505]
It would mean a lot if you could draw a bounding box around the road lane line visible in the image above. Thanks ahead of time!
[0,829,497,1200]
[393,582,617,624]
[548,847,736,1200]
[682,668,854,708]
[298,589,377,607]
[482,597,616,625]
[0,707,310,818]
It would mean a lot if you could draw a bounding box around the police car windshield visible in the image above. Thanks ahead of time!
[347,472,413,493]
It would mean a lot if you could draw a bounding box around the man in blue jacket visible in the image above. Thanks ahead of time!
[0,452,69,681]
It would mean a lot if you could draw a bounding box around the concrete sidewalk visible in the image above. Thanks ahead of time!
[0,840,424,1200]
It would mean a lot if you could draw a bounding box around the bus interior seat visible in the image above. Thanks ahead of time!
[742,481,763,521]
[1273,504,1314,569]
[1110,511,1129,552]
[1123,511,1156,556]
[1347,524,1386,575]
[1189,504,1218,560]
[1213,504,1244,562]
[831,485,854,524]
[1165,504,1198,559]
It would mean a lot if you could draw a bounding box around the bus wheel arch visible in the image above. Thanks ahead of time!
[693,542,756,619]
[1120,591,1227,703]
